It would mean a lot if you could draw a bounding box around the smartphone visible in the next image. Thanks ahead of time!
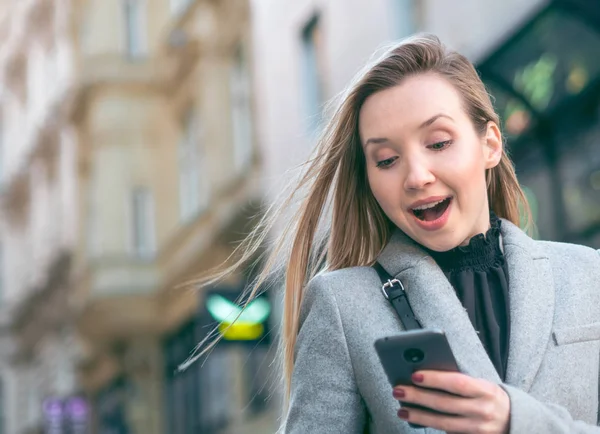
[374,329,460,428]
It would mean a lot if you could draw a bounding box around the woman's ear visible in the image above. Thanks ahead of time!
[483,121,503,169]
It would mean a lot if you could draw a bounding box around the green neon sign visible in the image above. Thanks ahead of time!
[206,294,271,341]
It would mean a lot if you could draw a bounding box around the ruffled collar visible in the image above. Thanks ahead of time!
[426,212,504,273]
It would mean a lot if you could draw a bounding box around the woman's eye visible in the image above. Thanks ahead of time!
[376,157,398,169]
[429,140,452,151]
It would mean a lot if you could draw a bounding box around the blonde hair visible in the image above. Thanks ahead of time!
[188,34,531,406]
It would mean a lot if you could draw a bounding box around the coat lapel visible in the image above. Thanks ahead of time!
[376,220,555,390]
[377,230,501,384]
[500,220,555,391]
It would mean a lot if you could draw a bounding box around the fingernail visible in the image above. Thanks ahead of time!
[398,408,409,420]
[393,388,405,399]
[412,373,424,383]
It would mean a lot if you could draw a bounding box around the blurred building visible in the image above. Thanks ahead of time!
[475,0,600,248]
[0,0,80,432]
[251,0,600,249]
[0,0,277,433]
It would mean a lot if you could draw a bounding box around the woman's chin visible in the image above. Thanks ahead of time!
[423,242,457,252]
[410,232,460,252]
[395,217,461,252]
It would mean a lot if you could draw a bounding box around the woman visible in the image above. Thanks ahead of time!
[199,34,600,433]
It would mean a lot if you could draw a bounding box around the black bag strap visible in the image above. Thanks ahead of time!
[373,262,421,330]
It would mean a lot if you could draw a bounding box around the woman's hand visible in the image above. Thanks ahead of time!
[393,370,510,434]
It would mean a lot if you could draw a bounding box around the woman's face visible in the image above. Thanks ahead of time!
[359,73,502,252]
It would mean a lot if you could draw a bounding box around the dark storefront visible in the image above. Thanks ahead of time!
[95,378,131,434]
[478,0,600,248]
[163,284,273,434]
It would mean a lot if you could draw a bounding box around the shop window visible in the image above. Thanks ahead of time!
[557,123,600,235]
[482,9,600,115]
[486,83,535,142]
[514,145,556,241]
[96,378,131,434]
[199,350,231,430]
[164,319,233,434]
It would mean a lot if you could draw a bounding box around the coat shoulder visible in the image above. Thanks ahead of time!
[534,240,600,305]
[301,266,385,318]
[535,239,600,268]
[310,266,381,297]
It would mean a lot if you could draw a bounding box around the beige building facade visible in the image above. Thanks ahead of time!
[72,0,274,433]
[0,0,276,433]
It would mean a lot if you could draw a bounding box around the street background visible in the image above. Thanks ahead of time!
[0,0,598,433]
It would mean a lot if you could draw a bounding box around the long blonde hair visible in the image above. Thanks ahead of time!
[189,34,531,405]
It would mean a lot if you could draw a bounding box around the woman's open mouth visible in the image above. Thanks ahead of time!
[409,196,453,231]
[411,197,452,221]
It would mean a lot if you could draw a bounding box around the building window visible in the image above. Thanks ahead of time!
[179,109,207,222]
[389,0,418,39]
[131,187,155,258]
[123,0,147,59]
[301,14,327,135]
[230,45,254,173]
[170,0,192,16]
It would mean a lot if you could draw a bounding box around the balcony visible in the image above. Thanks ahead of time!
[87,256,162,297]
[72,250,165,340]
[78,55,166,89]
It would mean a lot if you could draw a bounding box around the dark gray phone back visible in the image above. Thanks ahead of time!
[374,328,460,387]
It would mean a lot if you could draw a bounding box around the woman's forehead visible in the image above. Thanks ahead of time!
[358,74,466,138]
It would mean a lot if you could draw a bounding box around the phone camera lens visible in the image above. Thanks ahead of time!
[403,348,425,364]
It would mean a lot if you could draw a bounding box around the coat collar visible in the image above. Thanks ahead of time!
[376,219,554,390]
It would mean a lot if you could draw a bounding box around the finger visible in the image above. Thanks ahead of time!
[412,370,493,398]
[397,405,470,433]
[394,385,480,417]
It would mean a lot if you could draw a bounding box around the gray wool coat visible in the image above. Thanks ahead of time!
[283,219,600,433]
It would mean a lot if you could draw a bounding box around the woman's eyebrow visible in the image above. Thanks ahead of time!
[419,113,454,129]
[363,113,454,148]
[363,137,390,148]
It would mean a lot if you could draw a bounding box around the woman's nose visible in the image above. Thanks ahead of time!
[403,159,436,191]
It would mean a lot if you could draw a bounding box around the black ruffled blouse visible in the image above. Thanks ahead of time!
[426,214,510,380]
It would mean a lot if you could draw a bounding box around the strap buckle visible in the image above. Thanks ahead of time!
[381,278,404,300]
